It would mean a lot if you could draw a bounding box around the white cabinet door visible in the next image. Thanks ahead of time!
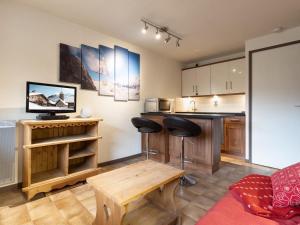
[195,66,211,96]
[182,68,196,96]
[211,62,229,94]
[229,59,246,93]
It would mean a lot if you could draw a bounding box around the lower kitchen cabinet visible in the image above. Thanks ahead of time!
[222,116,245,157]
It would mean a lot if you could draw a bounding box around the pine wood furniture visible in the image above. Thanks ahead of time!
[221,116,245,157]
[87,160,184,225]
[20,118,102,200]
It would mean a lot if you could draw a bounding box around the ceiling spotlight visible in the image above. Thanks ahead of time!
[155,28,161,40]
[164,35,171,44]
[141,22,148,34]
[176,39,180,47]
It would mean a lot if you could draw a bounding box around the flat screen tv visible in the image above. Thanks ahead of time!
[26,82,77,117]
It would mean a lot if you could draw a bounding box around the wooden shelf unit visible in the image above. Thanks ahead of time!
[21,118,102,199]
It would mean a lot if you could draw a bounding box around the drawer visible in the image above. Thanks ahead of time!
[224,116,245,124]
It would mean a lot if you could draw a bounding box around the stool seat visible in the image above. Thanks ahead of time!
[163,116,201,137]
[131,117,162,160]
[131,117,162,133]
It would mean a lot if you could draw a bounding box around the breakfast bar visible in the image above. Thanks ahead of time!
[140,112,239,174]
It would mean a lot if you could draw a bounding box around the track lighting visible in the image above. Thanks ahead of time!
[141,19,182,47]
[164,35,171,44]
[155,29,161,40]
[141,22,148,34]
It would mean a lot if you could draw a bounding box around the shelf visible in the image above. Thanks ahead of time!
[31,169,64,184]
[68,161,94,174]
[24,135,101,148]
[69,149,95,160]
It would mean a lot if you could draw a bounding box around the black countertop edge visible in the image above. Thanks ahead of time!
[175,111,246,116]
[140,112,245,119]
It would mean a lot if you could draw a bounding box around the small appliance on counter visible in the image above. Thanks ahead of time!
[144,98,174,113]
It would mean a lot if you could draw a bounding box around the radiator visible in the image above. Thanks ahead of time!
[0,121,16,186]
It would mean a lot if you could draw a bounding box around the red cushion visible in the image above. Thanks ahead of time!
[271,162,300,208]
[229,174,300,219]
[196,192,300,225]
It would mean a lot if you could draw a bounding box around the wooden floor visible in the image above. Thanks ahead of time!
[0,155,276,225]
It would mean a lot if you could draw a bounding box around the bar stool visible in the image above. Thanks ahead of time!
[163,116,201,186]
[131,117,162,160]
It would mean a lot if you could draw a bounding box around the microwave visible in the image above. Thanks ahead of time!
[144,98,174,113]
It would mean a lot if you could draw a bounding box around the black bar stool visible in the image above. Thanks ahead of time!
[131,117,162,160]
[163,116,201,186]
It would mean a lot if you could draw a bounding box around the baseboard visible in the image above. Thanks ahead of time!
[98,153,143,167]
[0,182,22,192]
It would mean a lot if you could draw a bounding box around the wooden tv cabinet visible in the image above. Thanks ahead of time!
[20,118,102,200]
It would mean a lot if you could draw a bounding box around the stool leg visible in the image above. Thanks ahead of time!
[181,137,184,170]
[146,133,149,160]
[180,136,197,186]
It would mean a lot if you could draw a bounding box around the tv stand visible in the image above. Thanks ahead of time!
[36,113,70,120]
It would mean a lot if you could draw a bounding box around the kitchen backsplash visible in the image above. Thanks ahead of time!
[175,94,245,113]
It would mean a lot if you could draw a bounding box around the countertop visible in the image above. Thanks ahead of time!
[141,111,245,119]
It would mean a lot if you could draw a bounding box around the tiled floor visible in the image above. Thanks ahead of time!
[0,156,276,225]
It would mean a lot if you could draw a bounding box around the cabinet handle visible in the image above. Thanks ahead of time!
[230,81,232,90]
[193,85,195,93]
[226,81,228,90]
[196,85,198,93]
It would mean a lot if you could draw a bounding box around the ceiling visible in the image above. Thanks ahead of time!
[14,0,300,63]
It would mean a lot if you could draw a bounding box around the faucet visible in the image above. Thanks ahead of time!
[190,100,197,112]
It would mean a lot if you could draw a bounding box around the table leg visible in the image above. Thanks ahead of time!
[146,178,180,218]
[93,190,126,225]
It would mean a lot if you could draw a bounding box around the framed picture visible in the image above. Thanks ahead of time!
[128,52,140,101]
[81,45,100,91]
[59,43,81,84]
[114,46,129,101]
[99,45,114,96]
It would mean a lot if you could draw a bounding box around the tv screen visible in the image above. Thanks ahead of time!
[26,82,77,114]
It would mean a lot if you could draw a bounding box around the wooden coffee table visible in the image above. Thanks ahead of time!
[87,160,184,225]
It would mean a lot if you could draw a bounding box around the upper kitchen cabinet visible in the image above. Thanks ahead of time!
[211,58,246,95]
[182,68,196,97]
[195,66,211,96]
[182,66,211,97]
[211,62,229,95]
[228,59,246,93]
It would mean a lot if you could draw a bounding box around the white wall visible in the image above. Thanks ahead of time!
[0,1,182,182]
[175,95,245,113]
[245,26,300,164]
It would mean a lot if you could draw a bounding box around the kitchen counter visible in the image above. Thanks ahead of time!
[140,112,227,174]
[141,111,245,119]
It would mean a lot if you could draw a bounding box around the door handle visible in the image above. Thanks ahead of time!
[295,105,300,107]
[196,85,198,93]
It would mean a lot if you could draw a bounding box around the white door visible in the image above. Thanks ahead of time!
[252,43,300,168]
[182,68,196,97]
[211,62,229,95]
[229,59,246,94]
[195,66,211,96]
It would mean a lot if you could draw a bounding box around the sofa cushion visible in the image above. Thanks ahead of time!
[271,162,300,208]
[229,174,300,219]
[196,192,300,225]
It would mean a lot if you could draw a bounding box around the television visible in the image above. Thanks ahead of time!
[26,82,77,119]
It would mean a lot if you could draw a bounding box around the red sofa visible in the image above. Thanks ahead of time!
[196,192,300,225]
